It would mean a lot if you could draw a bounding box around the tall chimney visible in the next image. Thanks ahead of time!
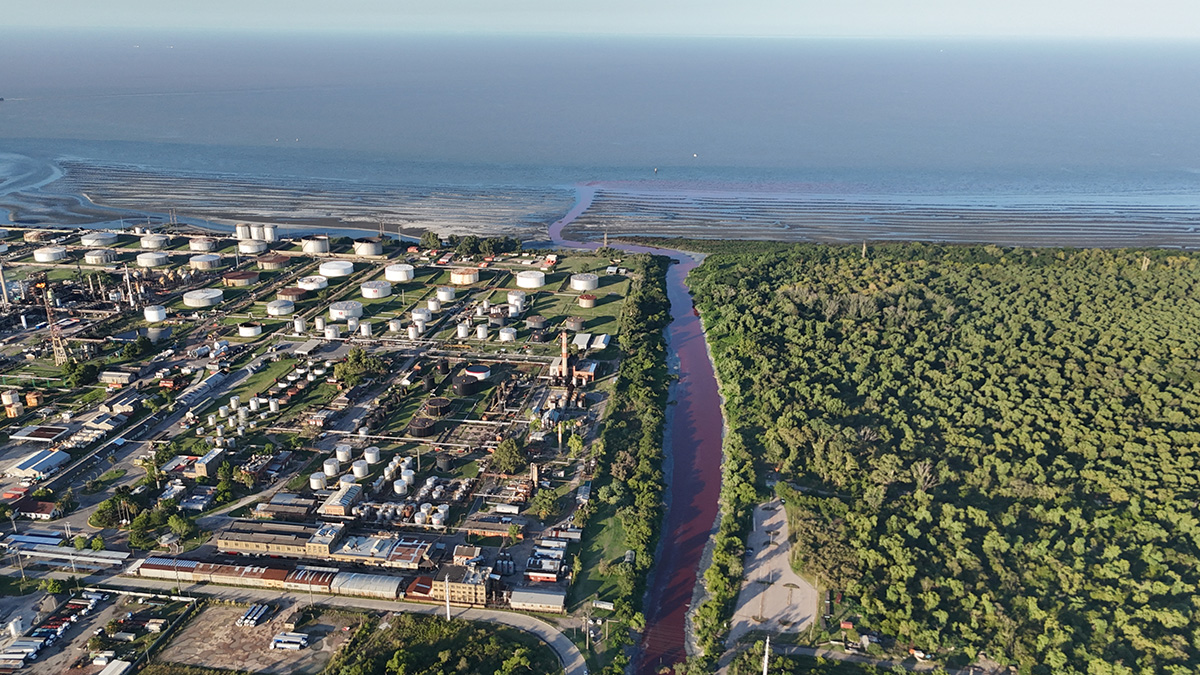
[0,264,8,305]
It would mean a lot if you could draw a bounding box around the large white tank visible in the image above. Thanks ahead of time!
[135,251,168,268]
[235,223,253,240]
[319,260,355,277]
[516,270,546,289]
[183,288,224,307]
[393,479,408,496]
[412,307,432,323]
[360,322,373,337]
[407,325,419,340]
[323,458,340,476]
[33,247,67,263]
[261,224,278,242]
[315,316,326,331]
[84,249,116,265]
[238,322,263,337]
[347,316,360,332]
[436,286,456,302]
[335,445,353,462]
[189,254,221,270]
[310,473,328,490]
[456,323,470,338]
[266,299,295,316]
[188,237,218,251]
[364,446,381,464]
[476,324,488,340]
[140,234,170,249]
[388,318,404,332]
[360,280,392,299]
[413,319,426,334]
[297,275,329,291]
[294,316,307,333]
[427,298,441,312]
[401,468,415,483]
[507,290,527,312]
[269,398,280,413]
[353,238,384,256]
[81,231,119,247]
[324,325,341,339]
[570,272,600,291]
[329,300,364,320]
[238,240,268,254]
[385,264,415,282]
[143,305,167,323]
[352,460,369,478]
[339,475,356,487]
[499,327,517,342]
[450,268,480,285]
[301,235,331,253]
[250,224,265,241]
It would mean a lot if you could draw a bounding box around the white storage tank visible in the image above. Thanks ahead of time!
[250,224,265,241]
[81,231,119,247]
[189,253,221,270]
[235,223,253,240]
[414,511,427,526]
[298,275,329,291]
[339,475,356,487]
[238,240,268,254]
[413,319,426,334]
[353,237,384,256]
[407,325,419,340]
[315,316,326,331]
[360,322,373,337]
[401,468,415,483]
[364,447,381,464]
[412,307,432,323]
[189,237,218,251]
[261,224,278,242]
[183,288,225,307]
[431,512,445,528]
[516,270,546,289]
[360,280,392,299]
[137,251,169,268]
[248,397,261,411]
[347,316,360,332]
[335,445,353,462]
[33,246,68,263]
[388,318,404,332]
[238,322,263,338]
[324,325,341,339]
[352,460,369,478]
[436,286,455,302]
[84,249,116,265]
[269,398,280,413]
[450,268,480,285]
[294,316,307,333]
[476,324,488,340]
[310,473,328,490]
[385,264,415,282]
[140,234,170,249]
[323,458,340,476]
[570,272,600,291]
[499,327,517,342]
[393,480,408,496]
[319,260,355,277]
[456,323,470,339]
[266,299,295,316]
[329,300,363,321]
[301,235,331,253]
[143,305,167,323]
[507,290,526,312]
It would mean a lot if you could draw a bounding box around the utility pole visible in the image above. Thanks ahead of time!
[762,635,770,675]
[444,575,451,620]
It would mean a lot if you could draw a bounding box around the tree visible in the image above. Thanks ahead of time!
[491,438,526,475]
[567,434,585,457]
[39,578,65,594]
[334,348,387,387]
[419,230,441,249]
[168,513,195,538]
[90,535,105,551]
[506,523,521,546]
[73,535,88,550]
[529,489,559,520]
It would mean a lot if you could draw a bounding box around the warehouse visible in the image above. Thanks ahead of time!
[509,586,567,614]
[5,448,71,479]
[330,572,404,599]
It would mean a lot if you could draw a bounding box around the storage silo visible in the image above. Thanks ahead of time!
[360,280,392,299]
[408,325,420,340]
[189,254,221,270]
[364,447,381,464]
[353,237,384,256]
[269,398,280,412]
[347,316,360,332]
[81,231,119,247]
[516,270,546,289]
[310,473,328,490]
[385,264,415,282]
[570,273,600,291]
[250,224,265,241]
[499,327,517,342]
[143,305,167,323]
[314,316,326,331]
[450,268,480,285]
[329,300,363,320]
[335,445,353,462]
[84,249,116,264]
[298,275,329,291]
[360,322,373,337]
[266,299,295,316]
[262,224,277,242]
[475,324,487,340]
[238,240,268,254]
[140,234,170,249]
[578,294,597,308]
[189,236,218,251]
[33,247,68,263]
[235,223,253,240]
[352,460,369,478]
[456,323,470,338]
[183,288,224,307]
[436,286,455,302]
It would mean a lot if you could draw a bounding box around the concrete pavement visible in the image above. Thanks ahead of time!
[728,499,818,645]
[103,576,587,675]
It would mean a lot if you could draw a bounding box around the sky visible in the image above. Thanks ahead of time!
[8,0,1200,39]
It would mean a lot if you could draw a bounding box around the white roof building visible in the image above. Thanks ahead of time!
[6,449,71,479]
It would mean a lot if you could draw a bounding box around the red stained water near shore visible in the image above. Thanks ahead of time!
[550,185,725,673]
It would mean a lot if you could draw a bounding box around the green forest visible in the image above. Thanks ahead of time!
[685,242,1200,674]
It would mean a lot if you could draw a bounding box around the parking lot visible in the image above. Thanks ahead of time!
[156,603,358,675]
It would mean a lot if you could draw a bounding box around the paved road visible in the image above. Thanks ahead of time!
[728,499,817,644]
[102,576,587,675]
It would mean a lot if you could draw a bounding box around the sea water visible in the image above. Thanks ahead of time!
[2,31,1199,202]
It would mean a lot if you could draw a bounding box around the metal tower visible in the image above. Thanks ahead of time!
[32,273,68,366]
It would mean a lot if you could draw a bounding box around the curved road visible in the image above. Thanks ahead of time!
[550,184,726,673]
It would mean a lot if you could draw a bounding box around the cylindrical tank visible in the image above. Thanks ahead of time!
[409,416,436,437]
[238,240,268,254]
[140,234,170,249]
[319,260,355,277]
[408,325,420,340]
[302,235,330,253]
[32,246,67,263]
[269,398,280,413]
[218,405,230,418]
[412,307,432,323]
[256,254,289,270]
[427,298,441,312]
[324,325,341,339]
[335,445,352,462]
[347,316,360,332]
[570,272,600,291]
[453,374,479,396]
[183,288,224,307]
[427,397,450,416]
[385,264,415,282]
[456,323,470,339]
[394,480,409,496]
[526,315,546,330]
[420,502,434,515]
[566,316,586,331]
[266,299,295,316]
[438,359,450,375]
[223,270,260,286]
[436,454,452,472]
[84,249,116,264]
[353,237,384,256]
[352,460,369,478]
[143,305,167,323]
[516,270,546,289]
[238,322,263,338]
[277,287,307,302]
[401,468,415,483]
[262,224,277,242]
[360,322,373,337]
[324,459,341,477]
[189,237,218,251]
[360,280,392,299]
[81,231,119,247]
[414,511,427,526]
[388,318,404,332]
[312,318,326,333]
[339,475,356,487]
[235,223,253,240]
[189,254,221,270]
[136,251,169,268]
[488,314,506,328]
[436,286,455,302]
[476,324,487,340]
[250,224,265,241]
[465,364,491,381]
[507,290,526,312]
[364,447,381,464]
[293,316,307,333]
[329,300,364,320]
[450,268,480,285]
[248,397,261,411]
[0,391,18,406]
[298,275,329,291]
[499,327,517,342]
[578,294,597,308]
[431,512,445,528]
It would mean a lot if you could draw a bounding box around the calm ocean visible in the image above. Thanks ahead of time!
[2,31,1199,201]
